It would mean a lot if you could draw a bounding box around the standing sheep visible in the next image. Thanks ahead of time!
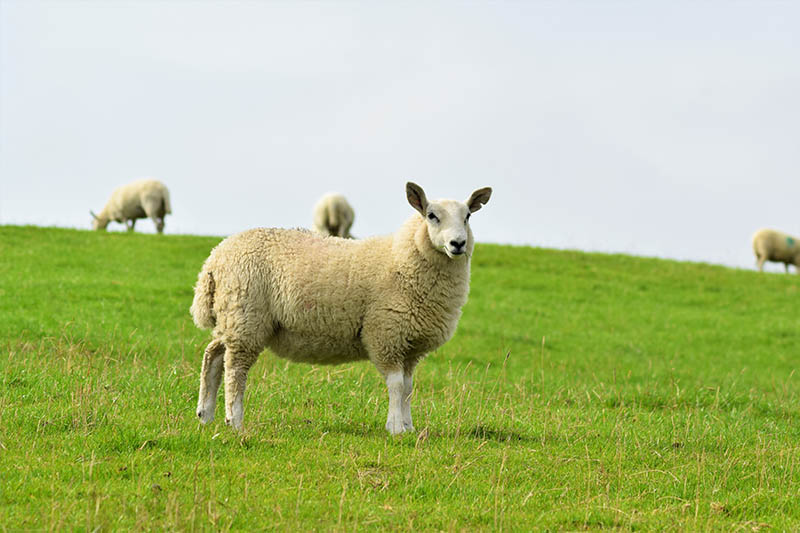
[91,179,172,233]
[312,193,355,238]
[752,228,800,273]
[191,182,492,434]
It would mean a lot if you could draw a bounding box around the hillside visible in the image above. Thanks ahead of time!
[1,225,799,530]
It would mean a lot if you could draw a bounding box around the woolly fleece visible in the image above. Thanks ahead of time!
[92,179,172,233]
[752,228,800,273]
[191,183,492,434]
[312,193,355,238]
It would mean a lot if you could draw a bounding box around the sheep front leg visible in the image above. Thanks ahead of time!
[126,219,136,232]
[362,325,412,435]
[223,347,258,431]
[384,369,406,435]
[402,360,417,432]
[197,339,225,424]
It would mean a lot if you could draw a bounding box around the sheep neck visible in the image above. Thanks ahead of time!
[390,215,472,308]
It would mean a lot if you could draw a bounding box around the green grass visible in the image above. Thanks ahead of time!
[1,225,799,531]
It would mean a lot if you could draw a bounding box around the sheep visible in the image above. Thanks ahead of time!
[312,193,355,238]
[190,182,492,434]
[752,228,800,273]
[91,179,172,233]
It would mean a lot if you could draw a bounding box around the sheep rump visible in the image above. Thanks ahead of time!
[312,193,354,238]
[92,179,172,233]
[752,228,800,273]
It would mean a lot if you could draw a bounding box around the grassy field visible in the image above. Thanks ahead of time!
[1,225,799,531]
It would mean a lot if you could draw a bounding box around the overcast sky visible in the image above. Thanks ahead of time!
[2,1,798,270]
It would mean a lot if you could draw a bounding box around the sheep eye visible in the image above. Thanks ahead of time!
[465,213,471,222]
[427,212,439,222]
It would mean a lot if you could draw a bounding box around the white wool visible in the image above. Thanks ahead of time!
[92,179,172,233]
[312,193,355,238]
[752,228,800,273]
[191,182,492,434]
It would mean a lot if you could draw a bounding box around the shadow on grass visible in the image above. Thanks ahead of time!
[313,420,537,444]
[604,393,800,423]
[468,424,531,442]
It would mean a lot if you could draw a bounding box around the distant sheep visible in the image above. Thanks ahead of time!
[91,179,172,233]
[312,193,354,238]
[191,182,492,434]
[752,228,800,273]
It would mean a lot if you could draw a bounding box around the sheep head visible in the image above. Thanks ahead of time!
[90,210,109,231]
[406,182,492,259]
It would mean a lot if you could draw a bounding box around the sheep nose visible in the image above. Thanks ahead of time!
[450,239,466,250]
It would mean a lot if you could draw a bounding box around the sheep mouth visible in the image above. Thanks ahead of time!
[444,247,466,258]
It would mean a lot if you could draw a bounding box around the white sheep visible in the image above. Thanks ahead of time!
[752,228,800,273]
[190,182,492,434]
[91,179,172,233]
[312,193,355,238]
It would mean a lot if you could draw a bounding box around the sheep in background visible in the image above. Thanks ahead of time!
[312,193,355,238]
[191,182,492,434]
[91,179,172,233]
[752,228,800,273]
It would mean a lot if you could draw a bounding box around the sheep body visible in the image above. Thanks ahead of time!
[312,193,354,238]
[192,224,466,365]
[191,183,491,434]
[92,179,172,233]
[752,228,800,273]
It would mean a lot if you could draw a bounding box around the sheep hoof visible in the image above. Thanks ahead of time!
[385,417,406,435]
[225,417,243,431]
[197,409,214,424]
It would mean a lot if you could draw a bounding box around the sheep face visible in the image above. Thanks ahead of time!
[406,182,492,258]
[425,200,472,258]
[90,211,109,231]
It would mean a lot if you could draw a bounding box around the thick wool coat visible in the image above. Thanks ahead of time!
[94,179,172,232]
[191,214,473,373]
[752,228,800,271]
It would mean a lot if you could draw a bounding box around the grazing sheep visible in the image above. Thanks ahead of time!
[191,182,492,434]
[91,179,172,233]
[752,228,800,273]
[312,193,355,238]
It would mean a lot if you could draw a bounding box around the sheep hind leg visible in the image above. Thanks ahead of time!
[143,198,165,233]
[197,338,225,424]
[153,216,165,234]
[223,346,259,431]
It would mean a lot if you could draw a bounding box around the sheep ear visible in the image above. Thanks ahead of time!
[466,187,492,213]
[90,210,99,220]
[406,182,428,216]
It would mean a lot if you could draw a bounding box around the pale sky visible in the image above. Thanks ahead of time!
[1,1,798,270]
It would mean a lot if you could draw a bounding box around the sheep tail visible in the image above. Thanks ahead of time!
[327,202,339,227]
[190,266,216,329]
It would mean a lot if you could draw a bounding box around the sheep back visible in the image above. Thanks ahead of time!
[103,179,171,222]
